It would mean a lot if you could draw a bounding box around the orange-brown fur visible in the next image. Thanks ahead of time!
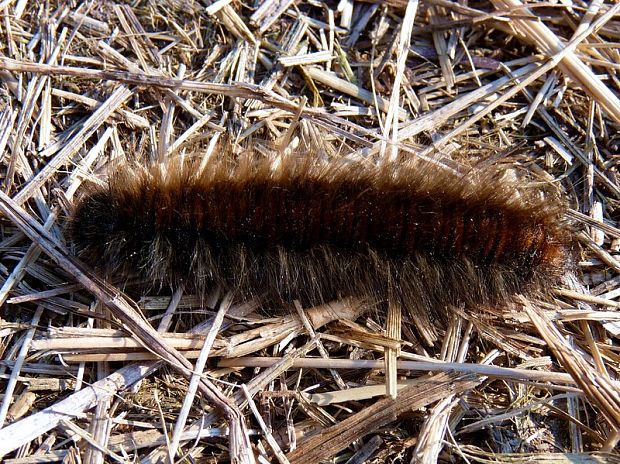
[69,150,573,319]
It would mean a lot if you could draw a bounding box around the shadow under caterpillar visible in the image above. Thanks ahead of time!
[69,149,574,321]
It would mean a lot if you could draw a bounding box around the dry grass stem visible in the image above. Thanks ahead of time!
[1,1,620,461]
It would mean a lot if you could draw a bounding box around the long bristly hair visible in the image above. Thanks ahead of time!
[68,144,574,325]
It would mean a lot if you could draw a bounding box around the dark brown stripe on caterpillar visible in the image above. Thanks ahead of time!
[68,151,573,318]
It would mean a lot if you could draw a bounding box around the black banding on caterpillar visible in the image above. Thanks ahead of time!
[69,152,573,318]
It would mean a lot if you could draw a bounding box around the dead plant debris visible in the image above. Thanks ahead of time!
[1,1,620,463]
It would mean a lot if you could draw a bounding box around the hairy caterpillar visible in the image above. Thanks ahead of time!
[69,148,573,320]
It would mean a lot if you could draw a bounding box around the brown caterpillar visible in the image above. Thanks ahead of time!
[68,148,573,320]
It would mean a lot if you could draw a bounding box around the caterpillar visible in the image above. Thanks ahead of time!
[68,147,574,321]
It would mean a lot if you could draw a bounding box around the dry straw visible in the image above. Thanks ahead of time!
[1,1,620,463]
